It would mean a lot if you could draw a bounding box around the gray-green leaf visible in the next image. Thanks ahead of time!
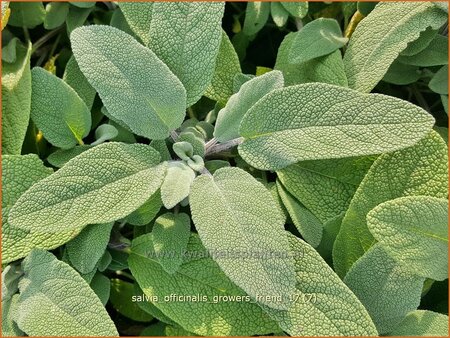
[289,18,348,64]
[161,162,195,209]
[2,154,82,264]
[429,65,448,95]
[270,2,289,27]
[44,2,69,29]
[126,190,162,226]
[388,310,449,336]
[238,83,434,170]
[344,2,447,92]
[214,70,284,142]
[148,2,224,106]
[263,233,378,336]
[31,67,91,148]
[110,279,153,322]
[63,55,96,109]
[129,233,280,336]
[243,2,270,36]
[398,35,448,67]
[281,1,308,18]
[367,196,448,281]
[333,131,448,278]
[16,249,118,336]
[66,222,114,274]
[119,2,153,45]
[190,167,296,310]
[9,142,166,234]
[152,212,191,274]
[276,181,323,247]
[2,40,32,155]
[91,124,119,146]
[70,25,186,140]
[204,31,242,104]
[277,156,374,224]
[344,245,425,334]
[275,33,348,87]
[47,145,91,168]
[8,1,45,28]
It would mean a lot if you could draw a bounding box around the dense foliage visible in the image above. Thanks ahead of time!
[1,1,449,336]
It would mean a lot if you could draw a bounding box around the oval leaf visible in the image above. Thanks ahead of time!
[2,155,82,264]
[367,196,448,281]
[389,310,449,336]
[2,41,32,155]
[333,131,448,277]
[148,2,224,106]
[161,162,195,209]
[262,233,378,336]
[9,142,166,233]
[31,67,91,148]
[344,2,447,92]
[239,83,434,170]
[70,25,186,140]
[289,18,348,64]
[344,245,425,334]
[214,70,284,142]
[152,212,191,274]
[190,167,296,310]
[129,233,280,336]
[16,249,118,336]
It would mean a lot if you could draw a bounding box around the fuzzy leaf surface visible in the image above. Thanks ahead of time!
[263,234,378,336]
[16,249,118,336]
[129,233,280,336]
[344,2,447,92]
[367,196,448,281]
[275,33,348,87]
[344,245,425,334]
[204,31,242,104]
[66,222,114,274]
[152,212,191,274]
[31,67,91,148]
[2,41,32,155]
[148,2,224,106]
[118,2,153,45]
[190,167,296,310]
[289,18,347,64]
[243,2,270,36]
[239,83,434,170]
[214,70,284,142]
[276,181,322,247]
[9,143,166,234]
[161,162,196,209]
[388,310,449,336]
[280,1,308,18]
[63,55,96,109]
[333,132,448,277]
[71,25,186,140]
[277,157,374,224]
[2,155,81,264]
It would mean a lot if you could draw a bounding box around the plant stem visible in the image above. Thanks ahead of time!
[411,84,431,112]
[295,18,303,31]
[170,130,179,142]
[22,26,30,42]
[48,33,61,57]
[205,137,244,156]
[204,137,218,150]
[31,27,63,54]
[187,107,196,119]
[199,166,212,176]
